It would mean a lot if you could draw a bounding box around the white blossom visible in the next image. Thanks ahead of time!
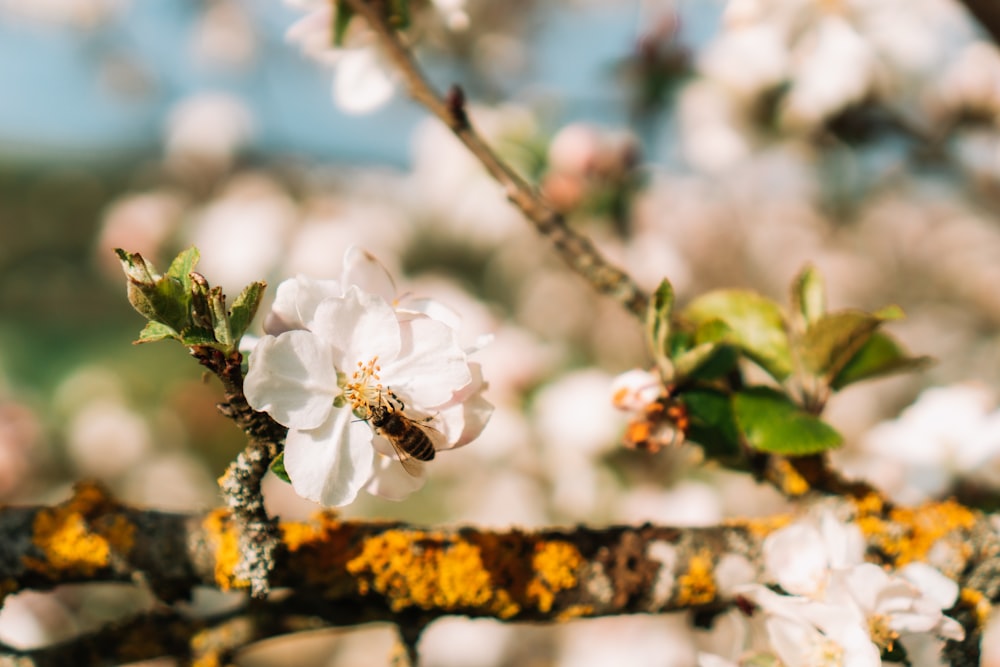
[701,512,964,666]
[285,0,469,114]
[245,250,492,506]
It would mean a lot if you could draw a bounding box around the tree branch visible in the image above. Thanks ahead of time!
[959,0,1000,46]
[340,0,649,318]
[193,347,286,600]
[0,483,994,664]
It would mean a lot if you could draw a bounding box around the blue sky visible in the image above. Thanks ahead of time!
[0,1,721,167]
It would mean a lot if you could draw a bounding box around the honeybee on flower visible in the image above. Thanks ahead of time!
[244,247,492,506]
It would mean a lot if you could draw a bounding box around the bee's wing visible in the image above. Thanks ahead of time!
[414,418,449,451]
[384,435,425,477]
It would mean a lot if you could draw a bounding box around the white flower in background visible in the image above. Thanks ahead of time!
[190,0,257,70]
[610,367,688,453]
[699,512,964,666]
[189,174,296,298]
[763,510,865,597]
[286,0,395,114]
[824,562,963,650]
[782,15,876,129]
[610,368,662,413]
[699,23,788,98]
[164,92,255,172]
[245,248,492,506]
[859,383,1000,503]
[736,583,882,667]
[0,0,124,27]
[285,0,468,113]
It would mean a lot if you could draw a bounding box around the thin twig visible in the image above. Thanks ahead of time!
[342,0,649,318]
[958,0,1000,45]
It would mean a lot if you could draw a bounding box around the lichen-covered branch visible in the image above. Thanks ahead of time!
[0,483,995,665]
[339,0,649,318]
[192,347,287,599]
[0,595,378,667]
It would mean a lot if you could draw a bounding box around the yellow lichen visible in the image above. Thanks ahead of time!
[772,458,810,497]
[556,604,594,621]
[961,587,992,630]
[346,529,519,617]
[725,514,792,539]
[25,483,134,578]
[202,509,245,591]
[191,657,221,667]
[526,540,582,613]
[856,497,976,567]
[675,550,716,606]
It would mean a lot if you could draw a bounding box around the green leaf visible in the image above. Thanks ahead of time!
[732,387,843,455]
[647,279,674,378]
[209,286,232,348]
[179,328,220,348]
[333,0,355,46]
[270,452,291,484]
[678,388,741,461]
[387,0,410,28]
[830,332,932,390]
[873,304,904,321]
[791,264,825,327]
[135,321,179,344]
[115,248,155,284]
[799,310,882,380]
[229,281,266,344]
[166,247,200,294]
[117,250,190,332]
[684,290,793,381]
[673,342,739,383]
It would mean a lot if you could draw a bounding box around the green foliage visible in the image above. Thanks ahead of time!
[332,1,355,46]
[683,289,794,382]
[791,264,825,328]
[731,387,843,455]
[115,248,265,355]
[270,452,291,483]
[642,266,927,463]
[646,279,674,378]
[830,331,931,390]
[332,0,410,44]
[677,388,741,461]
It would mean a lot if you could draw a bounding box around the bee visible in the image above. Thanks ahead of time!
[367,391,438,477]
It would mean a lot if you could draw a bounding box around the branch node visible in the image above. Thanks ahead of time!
[445,84,469,130]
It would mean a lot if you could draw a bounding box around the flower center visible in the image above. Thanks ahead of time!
[868,614,898,651]
[342,356,384,417]
[804,637,844,667]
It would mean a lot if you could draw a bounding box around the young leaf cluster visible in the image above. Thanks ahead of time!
[645,266,929,463]
[115,248,264,354]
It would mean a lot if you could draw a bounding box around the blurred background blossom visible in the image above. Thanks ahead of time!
[8,0,1000,663]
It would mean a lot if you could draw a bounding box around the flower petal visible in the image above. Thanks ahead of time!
[310,286,402,365]
[764,522,829,596]
[432,363,493,449]
[341,246,397,305]
[363,454,427,500]
[265,275,343,334]
[381,316,472,407]
[244,331,338,430]
[899,562,959,610]
[283,407,376,506]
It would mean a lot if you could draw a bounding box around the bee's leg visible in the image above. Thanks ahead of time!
[386,388,405,411]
